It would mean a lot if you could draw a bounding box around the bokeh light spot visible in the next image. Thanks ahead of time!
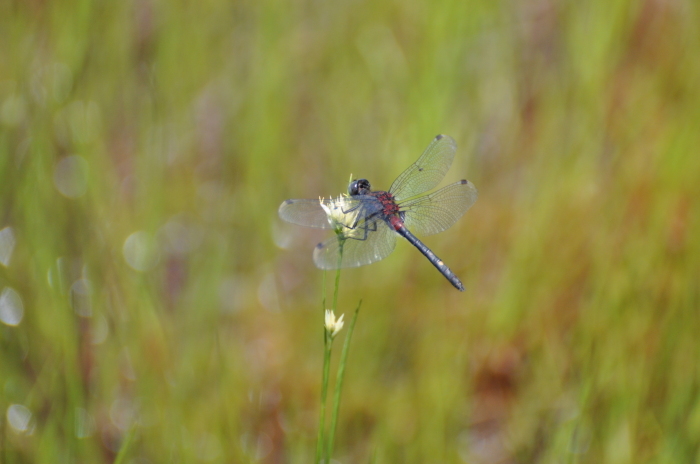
[91,314,109,345]
[160,214,204,255]
[54,155,89,198]
[123,231,160,271]
[0,287,24,326]
[0,226,16,267]
[109,397,137,431]
[75,407,96,439]
[6,404,34,434]
[71,279,92,317]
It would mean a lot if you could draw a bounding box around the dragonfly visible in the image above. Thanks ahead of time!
[278,134,478,291]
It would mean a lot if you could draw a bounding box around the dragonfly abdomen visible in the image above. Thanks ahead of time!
[395,225,465,291]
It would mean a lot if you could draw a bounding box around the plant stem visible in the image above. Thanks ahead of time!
[315,331,332,464]
[322,262,327,310]
[316,239,344,464]
[326,300,361,461]
[332,240,344,311]
[113,424,137,464]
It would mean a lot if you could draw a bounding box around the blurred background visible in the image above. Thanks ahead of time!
[1,0,699,462]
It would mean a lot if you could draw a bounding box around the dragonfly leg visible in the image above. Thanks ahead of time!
[343,219,378,242]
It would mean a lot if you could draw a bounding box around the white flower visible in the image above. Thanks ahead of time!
[319,194,358,234]
[324,310,345,338]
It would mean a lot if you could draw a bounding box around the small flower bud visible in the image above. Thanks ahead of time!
[324,310,345,338]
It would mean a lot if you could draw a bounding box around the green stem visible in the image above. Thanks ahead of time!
[113,424,137,464]
[332,240,344,311]
[326,300,361,461]
[316,248,329,463]
[315,332,332,464]
[322,264,327,311]
[316,239,344,464]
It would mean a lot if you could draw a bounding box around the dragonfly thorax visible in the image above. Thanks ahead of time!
[348,178,371,196]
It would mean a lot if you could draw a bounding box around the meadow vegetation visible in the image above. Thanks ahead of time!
[1,0,699,462]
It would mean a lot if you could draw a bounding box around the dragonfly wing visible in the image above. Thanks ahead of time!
[389,134,457,202]
[313,218,397,269]
[278,198,363,229]
[400,180,478,236]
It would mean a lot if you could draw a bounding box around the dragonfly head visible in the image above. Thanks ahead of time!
[348,179,371,196]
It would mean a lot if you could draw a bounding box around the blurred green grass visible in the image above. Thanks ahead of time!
[1,0,700,462]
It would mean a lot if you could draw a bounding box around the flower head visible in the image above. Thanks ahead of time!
[324,310,345,338]
[319,194,358,235]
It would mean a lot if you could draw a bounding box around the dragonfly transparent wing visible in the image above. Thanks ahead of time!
[278,198,363,229]
[313,218,397,269]
[389,134,457,202]
[400,180,478,236]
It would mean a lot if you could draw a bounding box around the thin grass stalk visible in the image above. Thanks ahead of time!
[316,260,328,464]
[315,331,333,464]
[326,300,361,461]
[315,239,345,464]
[113,425,137,464]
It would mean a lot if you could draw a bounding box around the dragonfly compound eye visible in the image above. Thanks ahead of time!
[348,179,371,195]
